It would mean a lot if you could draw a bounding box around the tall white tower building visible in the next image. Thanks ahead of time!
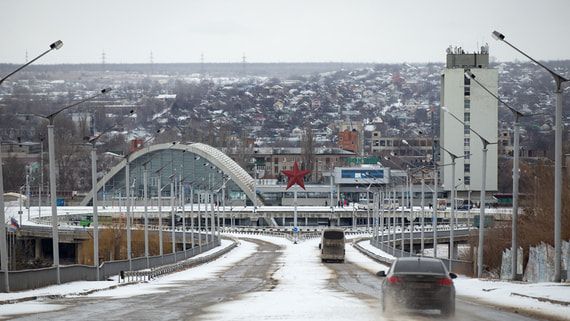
[440,46,498,196]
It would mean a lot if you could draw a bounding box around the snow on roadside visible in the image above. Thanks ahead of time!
[0,239,250,319]
[0,301,67,319]
[454,277,570,320]
[354,239,570,320]
[89,239,254,298]
[358,240,396,261]
[345,242,389,274]
[0,279,118,302]
[200,235,381,321]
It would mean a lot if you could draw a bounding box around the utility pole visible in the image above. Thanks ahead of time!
[26,165,31,220]
[39,137,44,217]
[125,162,132,271]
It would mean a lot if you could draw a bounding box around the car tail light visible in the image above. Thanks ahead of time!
[438,278,453,286]
[387,276,401,284]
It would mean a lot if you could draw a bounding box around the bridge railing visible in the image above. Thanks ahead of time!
[369,231,474,276]
[0,238,221,292]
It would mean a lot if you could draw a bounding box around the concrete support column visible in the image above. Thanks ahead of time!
[34,238,42,260]
[75,242,83,264]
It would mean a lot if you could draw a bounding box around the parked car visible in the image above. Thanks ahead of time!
[378,257,457,317]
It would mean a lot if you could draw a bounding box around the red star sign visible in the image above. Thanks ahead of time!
[282,161,310,190]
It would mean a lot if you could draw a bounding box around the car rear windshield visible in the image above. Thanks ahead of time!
[393,260,445,274]
[323,231,344,240]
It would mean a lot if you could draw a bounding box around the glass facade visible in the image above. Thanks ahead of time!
[87,143,255,206]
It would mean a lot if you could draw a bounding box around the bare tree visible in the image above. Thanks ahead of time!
[2,155,26,192]
[54,116,90,192]
[469,160,570,274]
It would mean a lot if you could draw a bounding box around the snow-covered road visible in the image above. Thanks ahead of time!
[199,236,379,321]
[3,235,566,321]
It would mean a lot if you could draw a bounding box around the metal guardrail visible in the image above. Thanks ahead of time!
[369,234,474,276]
[224,229,321,242]
[222,227,375,244]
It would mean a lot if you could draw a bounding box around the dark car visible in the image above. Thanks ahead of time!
[378,257,457,317]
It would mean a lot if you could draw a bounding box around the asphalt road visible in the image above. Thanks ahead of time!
[325,248,547,321]
[7,239,551,321]
[10,239,282,321]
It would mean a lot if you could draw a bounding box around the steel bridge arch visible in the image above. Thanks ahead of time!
[80,142,261,206]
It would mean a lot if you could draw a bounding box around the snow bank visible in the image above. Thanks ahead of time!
[455,277,570,319]
[358,240,396,261]
[0,239,246,318]
[90,239,253,298]
[355,240,570,320]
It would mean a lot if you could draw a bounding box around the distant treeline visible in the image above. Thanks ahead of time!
[0,62,376,78]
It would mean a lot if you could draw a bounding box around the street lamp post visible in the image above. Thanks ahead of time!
[87,115,139,277]
[493,30,568,282]
[0,40,64,292]
[373,191,379,240]
[88,138,102,280]
[197,188,202,249]
[39,136,44,218]
[26,166,30,220]
[221,179,226,230]
[143,164,149,267]
[190,185,195,250]
[420,176,425,254]
[0,40,64,86]
[401,179,405,253]
[408,174,413,254]
[366,186,371,233]
[40,88,112,284]
[392,189,397,255]
[170,174,176,259]
[18,186,24,225]
[210,191,215,244]
[330,167,335,227]
[155,164,168,261]
[440,145,464,271]
[442,106,496,278]
[432,161,439,258]
[380,191,385,243]
[125,160,132,271]
[465,69,528,280]
[179,175,186,257]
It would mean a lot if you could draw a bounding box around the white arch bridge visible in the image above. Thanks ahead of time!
[80,142,263,206]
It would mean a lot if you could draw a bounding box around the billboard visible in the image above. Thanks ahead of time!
[334,167,390,185]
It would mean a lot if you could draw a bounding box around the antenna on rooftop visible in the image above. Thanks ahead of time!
[101,51,106,67]
[25,50,28,63]
[150,51,154,74]
[200,52,205,78]
[241,52,247,75]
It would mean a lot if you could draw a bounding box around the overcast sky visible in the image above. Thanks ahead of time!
[1,0,569,64]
